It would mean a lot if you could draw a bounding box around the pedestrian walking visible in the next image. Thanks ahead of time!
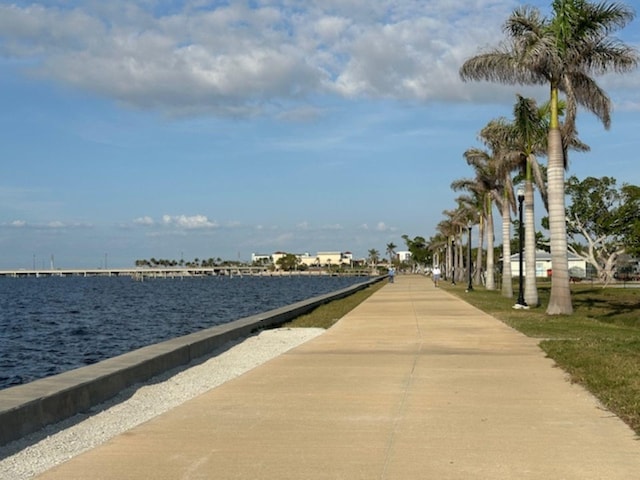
[432,266,441,287]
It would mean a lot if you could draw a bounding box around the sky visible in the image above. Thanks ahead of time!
[1,0,639,269]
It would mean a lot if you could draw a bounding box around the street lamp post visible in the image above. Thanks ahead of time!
[466,222,473,292]
[451,238,456,285]
[515,187,528,309]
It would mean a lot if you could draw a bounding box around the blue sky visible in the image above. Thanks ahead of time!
[1,0,639,269]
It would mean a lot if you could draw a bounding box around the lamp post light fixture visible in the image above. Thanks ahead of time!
[466,222,473,292]
[514,187,528,309]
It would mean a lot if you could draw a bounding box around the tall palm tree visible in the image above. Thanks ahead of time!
[477,118,521,297]
[495,173,517,299]
[427,232,449,271]
[386,242,397,266]
[436,217,457,282]
[452,166,492,288]
[367,249,380,269]
[510,96,549,306]
[442,203,473,284]
[460,0,638,314]
[454,193,483,286]
[451,176,495,290]
[508,95,588,306]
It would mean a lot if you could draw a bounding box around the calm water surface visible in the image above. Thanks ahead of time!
[0,275,369,390]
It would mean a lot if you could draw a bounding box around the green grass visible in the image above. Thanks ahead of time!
[282,280,387,329]
[443,281,640,435]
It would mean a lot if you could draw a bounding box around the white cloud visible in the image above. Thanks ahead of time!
[323,223,344,230]
[133,216,154,226]
[357,222,396,233]
[0,1,596,117]
[3,219,92,230]
[313,15,351,43]
[161,214,218,229]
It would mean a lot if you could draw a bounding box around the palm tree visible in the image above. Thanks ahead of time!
[451,181,486,287]
[386,242,397,266]
[508,96,587,305]
[453,144,501,290]
[454,194,483,287]
[442,204,472,284]
[427,232,449,272]
[460,0,638,314]
[484,96,588,303]
[495,179,517,298]
[510,95,549,307]
[436,218,457,282]
[479,118,521,298]
[367,249,380,270]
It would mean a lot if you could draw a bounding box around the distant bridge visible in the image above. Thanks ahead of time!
[0,267,374,279]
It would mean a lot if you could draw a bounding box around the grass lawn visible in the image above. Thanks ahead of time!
[282,280,387,329]
[442,280,640,435]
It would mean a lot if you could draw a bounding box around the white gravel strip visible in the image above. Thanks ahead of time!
[0,327,325,480]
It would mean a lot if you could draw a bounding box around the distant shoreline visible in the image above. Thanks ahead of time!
[0,267,376,279]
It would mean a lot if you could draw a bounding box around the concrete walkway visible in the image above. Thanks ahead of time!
[37,275,640,479]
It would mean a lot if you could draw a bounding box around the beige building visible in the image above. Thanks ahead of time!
[253,251,354,268]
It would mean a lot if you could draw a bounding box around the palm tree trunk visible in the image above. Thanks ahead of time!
[547,125,573,314]
[458,235,465,284]
[475,216,485,285]
[501,198,513,298]
[524,175,539,306]
[447,238,452,281]
[485,198,496,290]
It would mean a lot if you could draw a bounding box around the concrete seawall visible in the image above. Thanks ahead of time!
[0,277,383,447]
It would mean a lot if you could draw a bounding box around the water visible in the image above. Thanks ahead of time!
[0,275,370,390]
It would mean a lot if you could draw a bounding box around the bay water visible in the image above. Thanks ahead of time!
[0,275,369,390]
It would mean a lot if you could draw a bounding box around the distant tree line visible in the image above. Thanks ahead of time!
[134,257,243,268]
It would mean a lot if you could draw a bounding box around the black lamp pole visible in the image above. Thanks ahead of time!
[451,238,456,285]
[467,223,473,291]
[516,188,527,308]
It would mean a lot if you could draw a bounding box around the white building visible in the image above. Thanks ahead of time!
[509,249,587,278]
[270,251,310,267]
[251,253,272,264]
[395,251,412,263]
[299,251,352,267]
